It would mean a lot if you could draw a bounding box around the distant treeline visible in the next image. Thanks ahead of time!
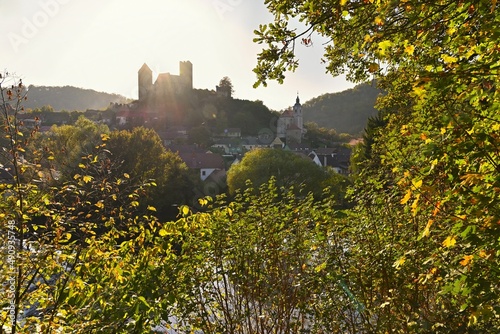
[25,85,128,111]
[303,82,382,135]
[23,83,381,135]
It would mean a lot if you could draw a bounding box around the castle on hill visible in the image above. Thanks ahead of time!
[135,61,194,125]
[138,61,193,102]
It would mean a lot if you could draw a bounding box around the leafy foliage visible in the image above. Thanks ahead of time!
[106,127,198,217]
[0,76,180,333]
[227,148,332,198]
[254,0,500,331]
[172,179,359,333]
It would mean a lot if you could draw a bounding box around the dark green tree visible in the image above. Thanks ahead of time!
[217,76,234,96]
[227,148,336,199]
[106,127,198,218]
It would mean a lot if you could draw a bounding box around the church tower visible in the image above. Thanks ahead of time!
[293,94,303,134]
[138,63,153,101]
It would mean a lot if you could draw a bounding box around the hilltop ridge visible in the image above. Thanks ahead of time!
[25,85,128,111]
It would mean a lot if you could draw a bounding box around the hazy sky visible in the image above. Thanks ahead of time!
[1,0,354,111]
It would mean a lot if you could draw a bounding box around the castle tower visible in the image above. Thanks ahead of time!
[293,94,303,133]
[138,63,153,101]
[179,61,193,91]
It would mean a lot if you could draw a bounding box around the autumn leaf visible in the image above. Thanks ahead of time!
[460,255,473,266]
[377,40,392,56]
[393,256,406,269]
[412,179,423,189]
[411,194,420,216]
[442,236,457,248]
[83,175,93,183]
[422,219,433,237]
[400,189,412,204]
[404,44,415,55]
[368,62,380,73]
[441,54,458,64]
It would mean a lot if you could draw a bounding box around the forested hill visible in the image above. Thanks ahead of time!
[25,85,128,111]
[302,82,382,135]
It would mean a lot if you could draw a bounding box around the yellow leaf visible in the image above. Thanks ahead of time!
[95,201,104,209]
[182,205,190,216]
[440,128,447,134]
[159,229,168,237]
[83,175,93,183]
[460,255,473,266]
[101,133,110,141]
[404,44,415,55]
[378,40,392,56]
[147,205,156,212]
[374,16,384,25]
[411,194,420,216]
[400,189,412,204]
[400,124,408,135]
[479,249,488,259]
[412,85,426,98]
[468,312,478,326]
[441,54,458,64]
[340,0,348,5]
[442,236,457,248]
[123,173,130,179]
[315,261,327,272]
[412,179,423,189]
[422,219,433,237]
[393,256,406,269]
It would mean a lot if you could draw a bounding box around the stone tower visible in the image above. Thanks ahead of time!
[138,63,153,101]
[179,61,193,91]
[293,94,303,134]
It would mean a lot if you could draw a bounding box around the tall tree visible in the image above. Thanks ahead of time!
[0,75,182,333]
[37,116,109,180]
[227,148,332,198]
[255,0,500,330]
[106,127,198,217]
[217,76,235,96]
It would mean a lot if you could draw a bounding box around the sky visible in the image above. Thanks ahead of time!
[1,0,355,111]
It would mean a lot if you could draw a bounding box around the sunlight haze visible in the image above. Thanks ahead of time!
[2,0,354,110]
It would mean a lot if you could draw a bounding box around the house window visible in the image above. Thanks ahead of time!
[202,171,206,176]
